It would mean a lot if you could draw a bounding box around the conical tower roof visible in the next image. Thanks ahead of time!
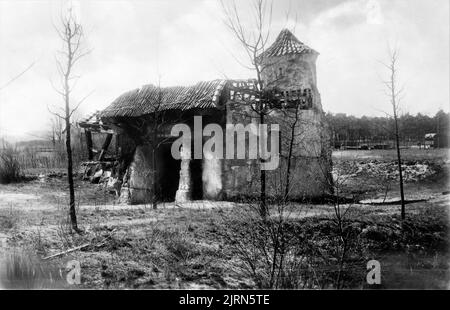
[258,29,318,61]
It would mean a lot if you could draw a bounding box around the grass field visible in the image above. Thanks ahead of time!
[0,149,448,289]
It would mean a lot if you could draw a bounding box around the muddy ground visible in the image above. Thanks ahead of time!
[0,149,449,289]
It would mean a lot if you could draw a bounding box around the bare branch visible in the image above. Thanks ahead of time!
[0,61,36,91]
[69,90,95,118]
[47,105,65,120]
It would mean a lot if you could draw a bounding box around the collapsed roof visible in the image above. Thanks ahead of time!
[98,80,228,119]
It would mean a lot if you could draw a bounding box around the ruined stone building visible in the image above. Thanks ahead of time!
[80,29,332,204]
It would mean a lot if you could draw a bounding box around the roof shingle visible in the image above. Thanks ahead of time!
[258,29,317,61]
[99,80,227,118]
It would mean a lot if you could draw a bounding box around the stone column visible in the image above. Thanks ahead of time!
[202,149,222,200]
[175,146,192,203]
[128,145,153,204]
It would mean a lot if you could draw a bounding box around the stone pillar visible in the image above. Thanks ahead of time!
[127,145,154,204]
[175,146,192,203]
[202,149,222,200]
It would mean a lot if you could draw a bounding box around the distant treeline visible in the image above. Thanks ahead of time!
[325,110,450,148]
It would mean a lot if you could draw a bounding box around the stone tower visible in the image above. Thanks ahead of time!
[258,29,321,109]
[258,29,332,198]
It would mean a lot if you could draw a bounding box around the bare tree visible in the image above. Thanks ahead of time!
[49,116,64,147]
[381,48,406,220]
[49,8,92,233]
[221,0,274,217]
[277,102,313,202]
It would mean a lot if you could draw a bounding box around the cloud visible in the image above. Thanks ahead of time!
[366,0,384,25]
[308,0,449,116]
[312,0,366,28]
[0,0,448,140]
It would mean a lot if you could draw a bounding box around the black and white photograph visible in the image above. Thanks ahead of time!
[0,0,449,296]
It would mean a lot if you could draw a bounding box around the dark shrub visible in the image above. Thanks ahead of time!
[0,146,22,184]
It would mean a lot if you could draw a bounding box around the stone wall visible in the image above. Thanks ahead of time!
[124,144,154,204]
[221,100,260,199]
[260,53,320,105]
[220,104,332,200]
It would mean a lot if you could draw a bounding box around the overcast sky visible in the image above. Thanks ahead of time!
[0,0,448,140]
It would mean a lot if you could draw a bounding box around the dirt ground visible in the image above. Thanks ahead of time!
[0,149,449,289]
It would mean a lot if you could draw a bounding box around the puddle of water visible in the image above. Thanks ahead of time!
[370,252,450,289]
[0,248,71,289]
[360,198,427,205]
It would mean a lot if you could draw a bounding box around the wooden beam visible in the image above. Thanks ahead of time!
[98,133,113,161]
[84,130,94,160]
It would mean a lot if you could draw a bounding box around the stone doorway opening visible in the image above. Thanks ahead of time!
[157,143,181,202]
[190,159,203,200]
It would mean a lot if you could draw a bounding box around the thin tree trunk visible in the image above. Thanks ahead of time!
[386,49,406,220]
[284,128,295,201]
[52,8,90,234]
[65,90,78,232]
[394,117,406,219]
[284,107,299,201]
[260,111,267,218]
[152,143,158,210]
[63,24,78,233]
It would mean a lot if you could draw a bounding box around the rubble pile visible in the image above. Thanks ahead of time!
[335,160,437,183]
[79,161,124,196]
[37,171,67,182]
